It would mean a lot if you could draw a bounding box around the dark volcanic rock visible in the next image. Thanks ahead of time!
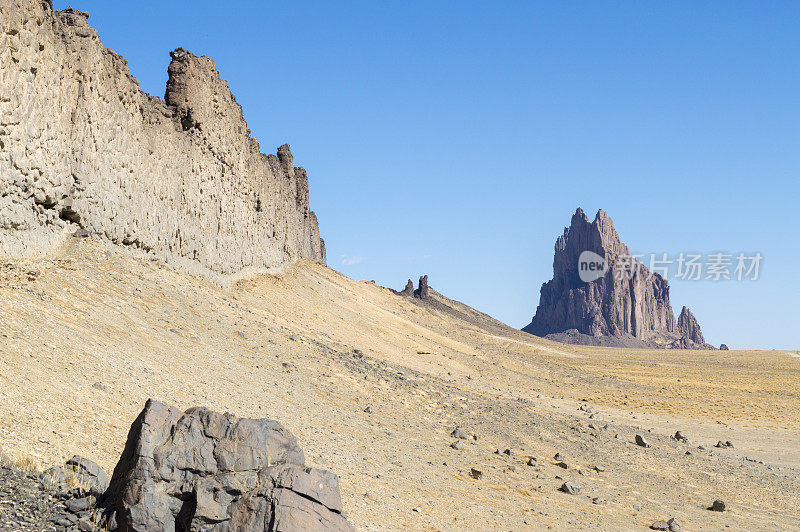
[414,275,430,299]
[720,344,729,350]
[523,208,708,349]
[399,279,415,297]
[101,399,353,531]
[396,275,431,300]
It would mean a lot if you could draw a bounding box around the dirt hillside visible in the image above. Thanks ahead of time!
[0,236,798,530]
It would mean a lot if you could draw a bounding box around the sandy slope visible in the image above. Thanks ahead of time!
[0,237,798,530]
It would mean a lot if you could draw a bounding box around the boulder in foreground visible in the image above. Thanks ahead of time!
[101,399,353,531]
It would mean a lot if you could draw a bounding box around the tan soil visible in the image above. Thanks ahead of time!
[0,237,798,530]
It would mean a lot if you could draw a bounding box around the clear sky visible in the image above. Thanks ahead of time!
[53,1,799,350]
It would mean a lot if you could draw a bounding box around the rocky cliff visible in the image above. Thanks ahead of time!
[523,208,713,349]
[0,2,325,279]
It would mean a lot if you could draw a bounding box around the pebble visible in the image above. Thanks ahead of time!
[559,481,581,495]
[635,434,651,448]
[711,499,726,512]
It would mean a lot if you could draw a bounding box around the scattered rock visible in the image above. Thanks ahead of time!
[503,449,514,456]
[450,440,465,451]
[559,481,581,495]
[711,500,726,512]
[555,461,569,469]
[469,468,483,480]
[451,428,469,440]
[65,496,95,513]
[651,520,670,530]
[674,431,689,443]
[527,457,537,466]
[592,497,605,505]
[363,406,372,414]
[715,440,734,449]
[91,382,107,391]
[553,452,564,461]
[289,334,301,341]
[667,517,682,531]
[720,344,729,350]
[635,434,651,448]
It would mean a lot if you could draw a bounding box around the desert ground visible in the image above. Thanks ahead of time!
[0,236,798,530]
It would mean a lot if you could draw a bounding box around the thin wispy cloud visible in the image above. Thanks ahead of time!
[341,255,366,266]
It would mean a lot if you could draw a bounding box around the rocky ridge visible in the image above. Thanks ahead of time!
[0,1,325,280]
[524,208,715,349]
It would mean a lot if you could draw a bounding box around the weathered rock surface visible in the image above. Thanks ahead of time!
[523,208,711,349]
[101,399,353,531]
[677,306,714,349]
[0,1,325,279]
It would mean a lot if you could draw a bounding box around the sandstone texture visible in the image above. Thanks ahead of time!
[524,208,714,349]
[0,1,325,278]
[102,399,353,531]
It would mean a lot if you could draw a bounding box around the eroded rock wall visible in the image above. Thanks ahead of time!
[0,1,325,278]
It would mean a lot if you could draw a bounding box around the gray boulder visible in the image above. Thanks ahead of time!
[42,456,109,497]
[101,399,353,531]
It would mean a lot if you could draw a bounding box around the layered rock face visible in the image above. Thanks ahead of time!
[102,399,353,531]
[524,208,712,349]
[0,2,325,278]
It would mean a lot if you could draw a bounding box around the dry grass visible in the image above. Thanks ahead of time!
[12,454,39,474]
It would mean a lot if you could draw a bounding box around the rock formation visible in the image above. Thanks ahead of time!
[677,306,714,349]
[399,279,415,297]
[414,275,430,299]
[101,399,353,531]
[524,208,714,349]
[395,275,430,299]
[0,2,325,280]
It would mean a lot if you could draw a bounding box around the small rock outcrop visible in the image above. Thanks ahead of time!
[677,306,714,349]
[523,208,713,349]
[414,275,430,299]
[395,275,430,300]
[399,279,415,297]
[720,344,729,350]
[101,399,353,531]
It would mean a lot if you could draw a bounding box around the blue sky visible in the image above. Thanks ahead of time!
[54,1,800,349]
